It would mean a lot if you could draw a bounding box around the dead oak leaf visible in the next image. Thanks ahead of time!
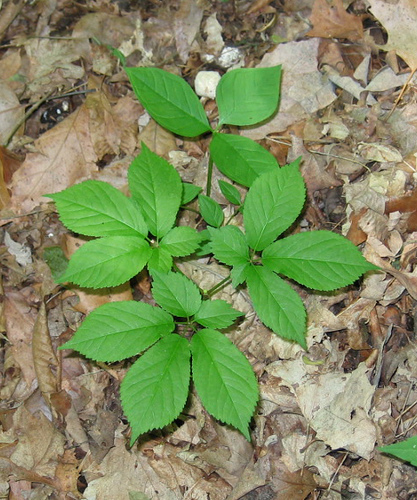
[368,0,417,71]
[307,0,363,42]
[9,104,98,213]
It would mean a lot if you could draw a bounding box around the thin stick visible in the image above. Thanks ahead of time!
[386,68,417,120]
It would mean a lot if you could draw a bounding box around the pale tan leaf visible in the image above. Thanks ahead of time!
[9,104,98,213]
[368,0,417,71]
[138,119,177,157]
[10,405,65,477]
[307,0,363,41]
[0,82,24,145]
[32,302,58,396]
[4,289,38,390]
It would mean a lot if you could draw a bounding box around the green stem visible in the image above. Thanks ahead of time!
[205,276,232,298]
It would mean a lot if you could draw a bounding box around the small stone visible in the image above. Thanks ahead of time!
[194,71,221,99]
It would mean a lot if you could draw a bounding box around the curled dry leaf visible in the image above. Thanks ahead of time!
[368,0,417,71]
[32,302,58,397]
[307,0,363,42]
[9,105,98,214]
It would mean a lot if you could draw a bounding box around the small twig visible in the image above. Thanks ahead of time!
[385,68,417,121]
[4,91,54,147]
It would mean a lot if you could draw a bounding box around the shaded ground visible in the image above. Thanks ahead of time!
[1,0,417,498]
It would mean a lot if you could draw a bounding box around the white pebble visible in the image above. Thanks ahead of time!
[195,71,221,99]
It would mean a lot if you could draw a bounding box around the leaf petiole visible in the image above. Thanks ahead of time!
[205,276,232,298]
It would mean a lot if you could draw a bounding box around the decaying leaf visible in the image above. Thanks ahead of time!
[307,0,363,42]
[9,105,98,213]
[368,0,417,71]
[32,302,58,398]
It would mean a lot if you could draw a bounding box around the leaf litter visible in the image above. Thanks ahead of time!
[2,0,417,498]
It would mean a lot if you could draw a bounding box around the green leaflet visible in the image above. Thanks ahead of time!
[198,194,224,228]
[61,301,174,362]
[147,246,173,273]
[244,160,306,251]
[208,226,249,267]
[129,144,182,238]
[191,328,258,440]
[148,227,202,272]
[210,133,278,187]
[263,231,378,291]
[121,334,191,445]
[151,270,202,317]
[46,180,148,238]
[380,436,417,467]
[218,180,242,205]
[194,299,243,329]
[230,262,250,288]
[246,265,307,348]
[126,67,211,137]
[216,66,282,126]
[58,236,151,289]
[182,182,202,205]
[160,226,202,256]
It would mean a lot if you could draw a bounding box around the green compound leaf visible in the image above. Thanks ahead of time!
[198,194,224,228]
[244,160,306,251]
[208,226,249,267]
[129,144,182,238]
[151,270,202,317]
[191,328,258,440]
[47,180,148,238]
[380,436,417,467]
[126,67,211,137]
[182,182,202,205]
[218,180,241,205]
[246,265,307,349]
[216,66,282,126]
[147,246,173,273]
[58,236,151,289]
[121,334,191,445]
[210,133,278,187]
[160,226,202,256]
[263,231,379,291]
[194,299,243,329]
[61,301,174,362]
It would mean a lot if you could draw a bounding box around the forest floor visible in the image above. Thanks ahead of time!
[1,0,417,499]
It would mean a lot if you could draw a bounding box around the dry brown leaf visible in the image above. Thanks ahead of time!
[272,468,317,500]
[288,135,341,193]
[0,82,24,145]
[138,119,177,157]
[32,302,58,397]
[307,0,363,42]
[86,87,121,157]
[54,449,81,498]
[9,104,98,213]
[385,189,417,232]
[0,147,20,209]
[22,38,85,98]
[4,289,38,390]
[9,404,65,477]
[85,80,141,158]
[368,0,417,71]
